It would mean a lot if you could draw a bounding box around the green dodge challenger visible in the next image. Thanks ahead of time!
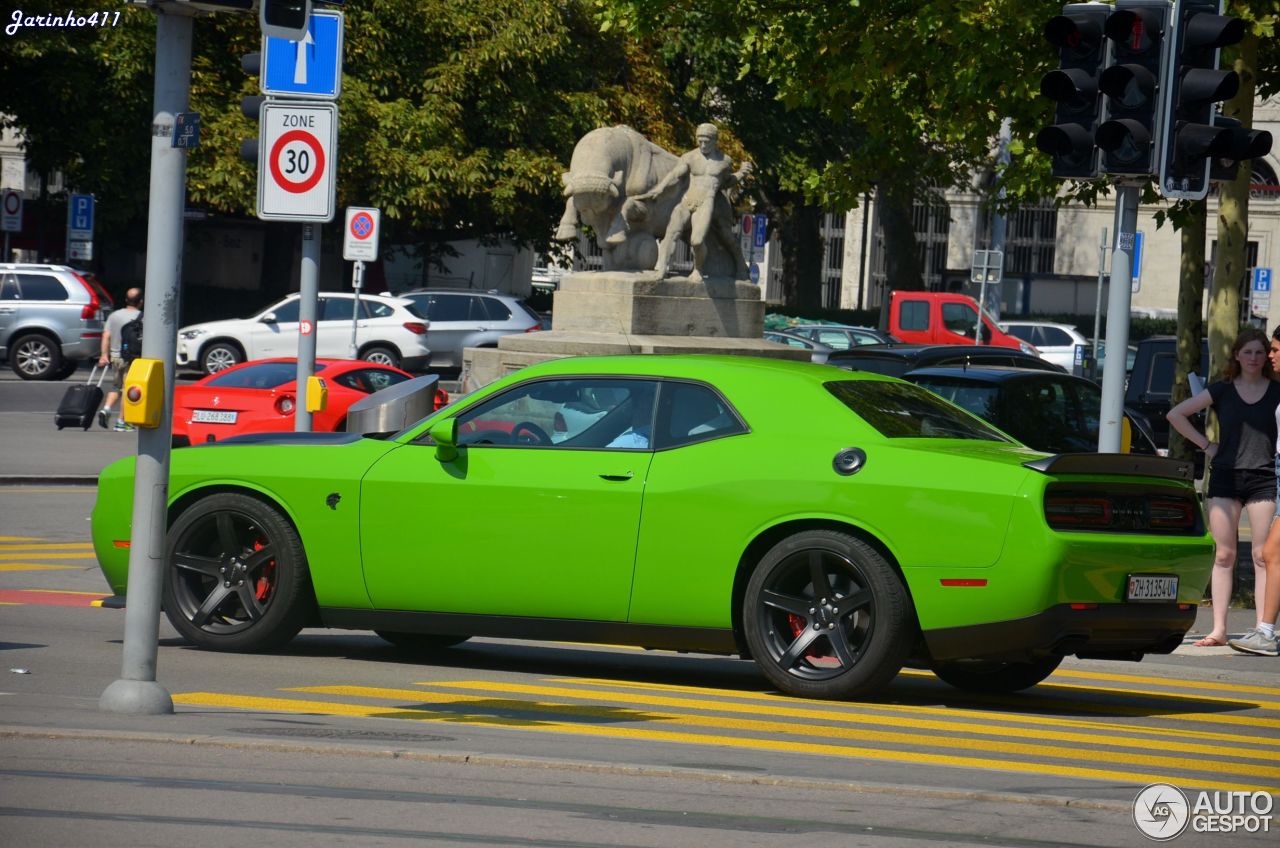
[92,355,1213,700]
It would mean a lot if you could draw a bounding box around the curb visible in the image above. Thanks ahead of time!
[0,475,98,486]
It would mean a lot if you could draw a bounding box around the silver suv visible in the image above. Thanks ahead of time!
[0,264,112,380]
[397,289,542,369]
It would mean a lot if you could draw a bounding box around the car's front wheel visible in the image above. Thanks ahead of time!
[931,657,1063,693]
[10,333,64,380]
[743,529,912,700]
[359,345,400,368]
[163,492,315,652]
[201,341,243,374]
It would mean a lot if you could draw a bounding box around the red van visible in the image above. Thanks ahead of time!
[887,291,1036,353]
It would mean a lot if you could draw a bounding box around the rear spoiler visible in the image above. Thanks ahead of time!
[1023,453,1194,482]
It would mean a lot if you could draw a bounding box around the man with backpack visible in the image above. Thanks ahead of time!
[97,288,142,431]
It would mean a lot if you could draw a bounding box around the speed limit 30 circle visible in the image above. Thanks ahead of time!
[269,130,326,194]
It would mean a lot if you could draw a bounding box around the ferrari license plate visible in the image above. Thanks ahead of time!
[192,409,237,424]
[1126,574,1179,602]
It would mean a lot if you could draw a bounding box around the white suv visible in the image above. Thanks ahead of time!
[997,320,1090,370]
[177,292,431,374]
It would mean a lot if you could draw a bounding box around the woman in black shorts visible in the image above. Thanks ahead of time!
[1167,328,1280,647]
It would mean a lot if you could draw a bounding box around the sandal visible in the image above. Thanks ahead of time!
[1192,636,1228,647]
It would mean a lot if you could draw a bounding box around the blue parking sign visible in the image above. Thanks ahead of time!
[1254,268,1272,293]
[68,194,94,238]
[261,11,344,99]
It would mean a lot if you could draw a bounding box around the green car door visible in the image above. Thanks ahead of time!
[358,377,659,620]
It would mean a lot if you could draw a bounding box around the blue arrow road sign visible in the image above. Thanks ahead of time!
[262,10,344,100]
[68,194,94,238]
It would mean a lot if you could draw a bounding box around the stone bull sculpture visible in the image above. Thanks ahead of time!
[554,125,745,278]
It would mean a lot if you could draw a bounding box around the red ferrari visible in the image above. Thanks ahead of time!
[172,358,445,446]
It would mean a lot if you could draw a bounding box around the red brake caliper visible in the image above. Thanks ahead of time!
[252,540,275,601]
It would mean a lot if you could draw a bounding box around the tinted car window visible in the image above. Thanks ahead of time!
[205,361,298,389]
[909,378,1001,421]
[1042,327,1073,346]
[816,330,853,350]
[427,294,470,321]
[480,297,511,321]
[331,367,410,394]
[1004,325,1035,343]
[265,299,300,323]
[941,302,975,334]
[900,301,929,331]
[367,300,397,318]
[0,274,18,300]
[999,378,1093,452]
[320,297,354,321]
[654,382,746,449]
[17,273,68,301]
[1149,352,1176,396]
[825,380,1008,441]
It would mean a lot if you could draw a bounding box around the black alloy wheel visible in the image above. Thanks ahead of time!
[744,530,911,700]
[930,656,1063,693]
[163,492,314,651]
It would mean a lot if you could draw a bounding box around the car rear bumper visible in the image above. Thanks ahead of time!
[400,353,430,372]
[922,602,1196,662]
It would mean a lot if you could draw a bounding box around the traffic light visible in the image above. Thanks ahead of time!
[1035,3,1111,179]
[1095,0,1169,176]
[239,53,265,163]
[1207,113,1274,183]
[259,0,310,41]
[1158,0,1249,199]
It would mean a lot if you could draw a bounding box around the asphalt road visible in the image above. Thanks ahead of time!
[1,487,1278,846]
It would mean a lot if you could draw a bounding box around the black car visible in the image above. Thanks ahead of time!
[828,344,1067,378]
[903,366,1159,455]
[1125,336,1210,449]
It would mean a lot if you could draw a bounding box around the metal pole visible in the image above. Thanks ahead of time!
[986,117,1012,332]
[3,231,9,263]
[349,260,363,358]
[1091,227,1107,380]
[975,264,988,345]
[1098,186,1140,453]
[100,8,194,715]
[295,223,319,431]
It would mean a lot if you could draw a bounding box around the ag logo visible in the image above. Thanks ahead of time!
[1133,783,1190,840]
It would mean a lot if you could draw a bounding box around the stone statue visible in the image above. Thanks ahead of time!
[634,123,752,283]
[553,124,751,281]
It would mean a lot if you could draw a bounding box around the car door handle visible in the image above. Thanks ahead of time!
[599,472,634,481]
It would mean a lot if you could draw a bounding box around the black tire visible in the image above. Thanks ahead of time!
[359,345,400,368]
[375,631,470,651]
[201,341,243,374]
[931,657,1063,693]
[163,492,315,652]
[52,359,80,380]
[743,529,912,700]
[10,333,64,380]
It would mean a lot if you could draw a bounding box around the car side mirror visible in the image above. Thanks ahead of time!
[430,417,459,462]
[260,312,277,323]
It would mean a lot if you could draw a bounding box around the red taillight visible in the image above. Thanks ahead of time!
[1069,603,1099,610]
[433,389,449,411]
[525,324,541,333]
[73,272,102,320]
[1149,497,1195,530]
[1045,496,1112,528]
[403,322,428,335]
[275,395,295,415]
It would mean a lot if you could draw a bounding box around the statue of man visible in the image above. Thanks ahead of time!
[635,123,752,282]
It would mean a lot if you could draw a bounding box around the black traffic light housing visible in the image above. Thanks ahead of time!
[1095,0,1169,177]
[1158,0,1249,199]
[260,0,310,41]
[1207,113,1274,183]
[1036,4,1111,179]
[239,53,265,163]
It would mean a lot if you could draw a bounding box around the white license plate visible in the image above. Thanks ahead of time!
[1126,574,1179,602]
[191,409,237,424]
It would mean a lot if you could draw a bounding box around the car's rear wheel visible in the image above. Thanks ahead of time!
[163,492,315,652]
[359,345,400,368]
[10,333,63,380]
[743,529,912,700]
[931,657,1063,693]
[374,631,470,651]
[201,341,243,374]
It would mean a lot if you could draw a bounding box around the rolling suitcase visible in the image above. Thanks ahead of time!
[55,365,106,431]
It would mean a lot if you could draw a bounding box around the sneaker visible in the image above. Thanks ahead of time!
[97,408,109,429]
[112,421,134,432]
[1228,629,1279,657]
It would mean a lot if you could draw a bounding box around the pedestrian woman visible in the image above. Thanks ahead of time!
[1168,328,1280,647]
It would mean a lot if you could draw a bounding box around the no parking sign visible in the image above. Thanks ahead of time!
[342,207,381,261]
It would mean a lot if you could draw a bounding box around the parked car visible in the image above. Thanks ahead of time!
[828,343,1067,378]
[997,321,1091,370]
[170,358,445,447]
[1126,336,1210,449]
[0,263,112,380]
[902,366,1158,455]
[763,330,833,364]
[397,289,542,370]
[176,292,431,375]
[93,355,1211,700]
[785,324,900,350]
[887,291,1033,353]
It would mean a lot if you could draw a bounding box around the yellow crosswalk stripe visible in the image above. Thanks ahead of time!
[172,689,1276,795]
[0,537,42,542]
[0,564,76,572]
[1041,667,1280,699]
[0,553,94,560]
[0,543,94,551]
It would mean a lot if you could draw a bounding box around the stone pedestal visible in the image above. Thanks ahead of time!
[462,270,807,390]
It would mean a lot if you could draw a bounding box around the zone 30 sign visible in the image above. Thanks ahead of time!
[256,101,338,222]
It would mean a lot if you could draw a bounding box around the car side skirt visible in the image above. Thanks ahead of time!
[320,609,740,655]
[922,603,1195,663]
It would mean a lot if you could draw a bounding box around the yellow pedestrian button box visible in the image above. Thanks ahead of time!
[122,358,164,428]
[306,376,328,413]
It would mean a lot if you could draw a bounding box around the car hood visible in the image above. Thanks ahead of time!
[180,317,253,335]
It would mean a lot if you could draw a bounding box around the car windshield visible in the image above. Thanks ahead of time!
[825,380,1009,441]
[205,361,298,389]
